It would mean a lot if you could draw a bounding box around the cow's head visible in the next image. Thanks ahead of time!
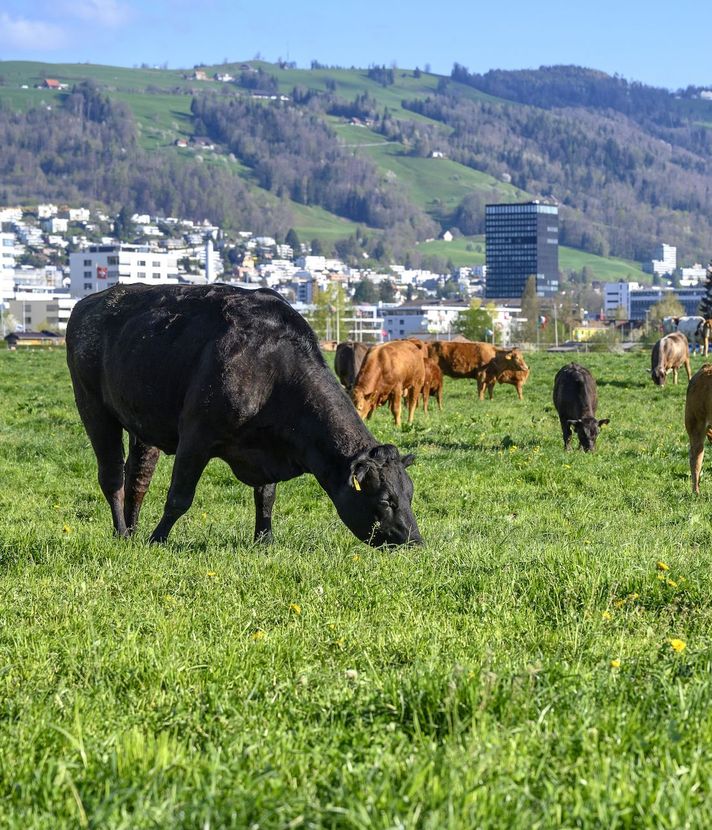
[652,366,667,386]
[501,349,529,373]
[351,387,372,419]
[568,416,610,452]
[335,445,422,546]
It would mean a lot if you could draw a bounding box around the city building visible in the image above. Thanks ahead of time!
[603,281,706,321]
[650,243,677,277]
[69,245,179,298]
[1,232,15,274]
[382,301,468,341]
[485,202,559,299]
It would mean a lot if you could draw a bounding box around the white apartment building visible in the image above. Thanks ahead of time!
[7,296,78,333]
[69,244,179,298]
[1,232,15,274]
[651,243,677,276]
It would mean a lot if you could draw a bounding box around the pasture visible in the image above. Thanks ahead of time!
[2,347,712,827]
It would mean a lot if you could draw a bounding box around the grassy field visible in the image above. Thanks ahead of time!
[2,346,712,827]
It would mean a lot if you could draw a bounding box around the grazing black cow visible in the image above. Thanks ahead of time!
[66,283,421,547]
[334,341,370,390]
[553,363,610,452]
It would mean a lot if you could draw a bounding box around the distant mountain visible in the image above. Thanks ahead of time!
[1,59,711,270]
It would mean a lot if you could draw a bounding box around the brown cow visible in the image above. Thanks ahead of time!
[650,332,691,386]
[477,349,529,400]
[351,341,425,426]
[422,357,444,413]
[334,341,370,390]
[685,364,712,493]
[429,340,497,380]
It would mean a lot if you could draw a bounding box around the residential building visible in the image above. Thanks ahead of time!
[382,301,468,340]
[485,201,559,299]
[1,232,15,274]
[649,243,677,277]
[69,245,179,298]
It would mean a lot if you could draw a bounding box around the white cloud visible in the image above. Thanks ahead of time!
[63,0,133,28]
[0,13,67,50]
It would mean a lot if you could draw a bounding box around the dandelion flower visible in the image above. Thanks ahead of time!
[669,638,686,653]
[610,659,621,668]
[657,561,670,572]
[206,571,217,577]
[352,554,360,561]
[602,610,612,621]
[666,578,678,588]
[289,603,302,615]
[252,629,266,641]
[62,524,72,534]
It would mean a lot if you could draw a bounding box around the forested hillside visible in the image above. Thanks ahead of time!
[1,60,711,268]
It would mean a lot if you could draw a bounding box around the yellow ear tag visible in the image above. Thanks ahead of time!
[352,476,361,491]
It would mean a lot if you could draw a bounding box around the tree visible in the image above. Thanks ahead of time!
[308,282,352,341]
[649,293,684,324]
[699,262,712,318]
[379,280,397,303]
[455,300,494,341]
[310,238,323,256]
[520,275,540,342]
[285,228,301,255]
[352,278,379,304]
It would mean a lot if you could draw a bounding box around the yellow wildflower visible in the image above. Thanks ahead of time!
[657,561,670,572]
[252,629,266,641]
[289,603,302,615]
[666,578,678,588]
[206,571,217,577]
[669,638,686,653]
[628,593,639,601]
[610,659,621,669]
[62,524,72,534]
[352,554,360,561]
[602,610,612,621]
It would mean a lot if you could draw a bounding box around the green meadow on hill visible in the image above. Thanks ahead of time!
[1,346,712,827]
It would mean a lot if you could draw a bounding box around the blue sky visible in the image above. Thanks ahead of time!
[0,0,710,91]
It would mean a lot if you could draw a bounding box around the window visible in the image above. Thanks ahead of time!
[152,260,161,267]
[84,270,91,278]
[83,258,92,265]
[138,260,146,266]
[138,272,146,278]
[108,256,119,265]
[84,282,92,290]
[152,273,161,280]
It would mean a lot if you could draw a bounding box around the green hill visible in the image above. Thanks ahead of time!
[0,58,703,277]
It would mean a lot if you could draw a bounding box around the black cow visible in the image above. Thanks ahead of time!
[334,341,370,390]
[66,283,421,547]
[553,363,610,452]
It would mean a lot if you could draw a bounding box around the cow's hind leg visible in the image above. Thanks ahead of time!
[685,358,692,382]
[123,434,161,535]
[690,434,705,494]
[673,366,679,385]
[406,385,419,425]
[561,418,572,450]
[253,484,277,543]
[74,389,128,537]
[149,439,210,543]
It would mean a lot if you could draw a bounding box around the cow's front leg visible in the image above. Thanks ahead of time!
[253,484,277,543]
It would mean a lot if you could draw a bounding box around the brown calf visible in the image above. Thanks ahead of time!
[351,340,425,426]
[477,349,529,400]
[422,357,444,413]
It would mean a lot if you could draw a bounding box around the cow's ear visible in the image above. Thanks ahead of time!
[349,453,372,490]
[567,419,581,426]
[401,453,416,468]
[598,418,610,427]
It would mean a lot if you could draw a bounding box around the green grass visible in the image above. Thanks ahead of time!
[3,346,712,827]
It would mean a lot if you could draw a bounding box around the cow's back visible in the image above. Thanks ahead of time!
[67,283,324,453]
[431,341,496,377]
[553,363,597,419]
